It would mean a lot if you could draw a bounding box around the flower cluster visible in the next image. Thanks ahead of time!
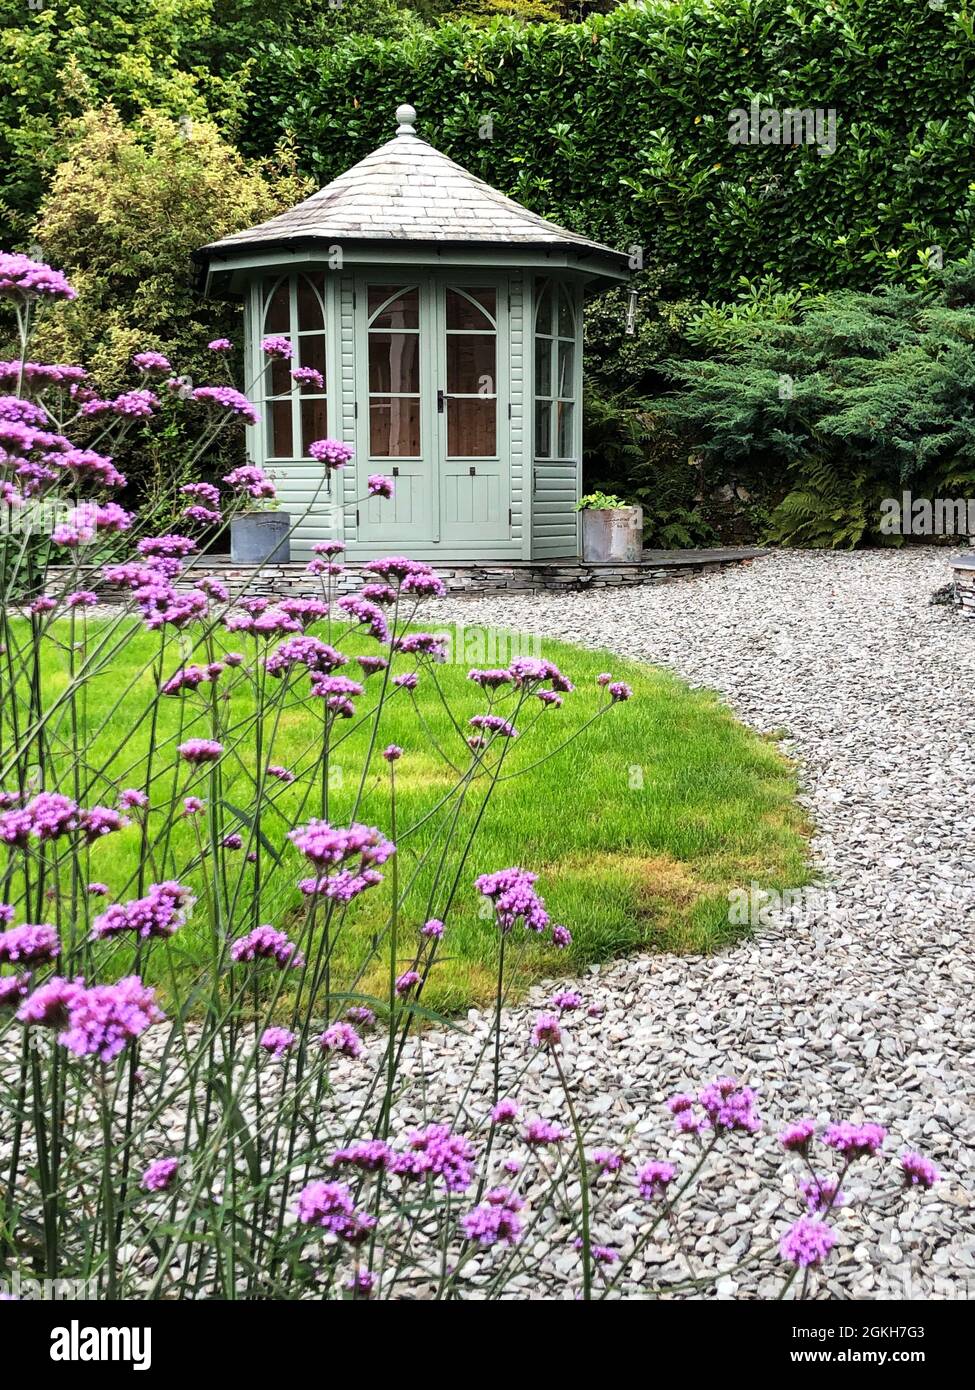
[0,923,60,965]
[461,1188,524,1247]
[475,866,550,934]
[230,925,304,969]
[295,1181,374,1244]
[308,438,354,468]
[391,1125,475,1193]
[20,975,165,1063]
[90,882,194,942]
[194,386,260,427]
[0,252,76,300]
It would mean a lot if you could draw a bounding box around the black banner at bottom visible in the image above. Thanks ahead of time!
[1,1295,967,1374]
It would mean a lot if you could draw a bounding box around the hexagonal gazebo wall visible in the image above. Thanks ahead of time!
[194,106,628,563]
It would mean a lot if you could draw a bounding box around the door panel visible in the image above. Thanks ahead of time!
[441,467,504,529]
[356,281,436,545]
[437,282,509,542]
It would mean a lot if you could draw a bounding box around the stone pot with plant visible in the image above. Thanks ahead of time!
[576,492,644,563]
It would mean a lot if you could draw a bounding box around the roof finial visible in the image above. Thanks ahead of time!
[395,104,417,137]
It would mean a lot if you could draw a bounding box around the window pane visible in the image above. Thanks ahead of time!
[535,281,553,336]
[369,333,420,393]
[266,356,292,397]
[297,274,325,331]
[301,398,328,454]
[298,334,326,383]
[534,339,551,397]
[268,399,293,458]
[446,335,495,395]
[264,278,290,333]
[535,401,551,459]
[446,288,496,330]
[447,398,496,457]
[557,341,574,398]
[368,286,419,329]
[557,401,574,458]
[558,286,575,339]
[370,398,420,457]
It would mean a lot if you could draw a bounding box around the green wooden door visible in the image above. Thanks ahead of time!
[355,281,438,545]
[355,276,509,548]
[436,282,509,542]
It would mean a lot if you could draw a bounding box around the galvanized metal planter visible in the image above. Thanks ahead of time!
[581,506,643,564]
[230,512,292,565]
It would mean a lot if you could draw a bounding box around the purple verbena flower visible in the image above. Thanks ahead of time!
[260,1026,296,1058]
[461,1189,523,1247]
[779,1216,836,1268]
[308,438,354,468]
[900,1151,939,1189]
[141,1157,179,1192]
[90,882,193,942]
[16,976,83,1028]
[780,1118,817,1153]
[523,1118,564,1146]
[0,923,59,965]
[230,925,304,969]
[491,1098,520,1125]
[550,989,582,1012]
[637,1160,676,1199]
[391,1125,475,1192]
[57,975,164,1062]
[319,1021,362,1058]
[591,1149,624,1175]
[178,738,223,764]
[822,1122,886,1160]
[799,1174,845,1215]
[395,969,421,998]
[531,1012,562,1048]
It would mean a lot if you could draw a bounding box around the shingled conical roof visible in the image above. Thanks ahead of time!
[197,105,626,271]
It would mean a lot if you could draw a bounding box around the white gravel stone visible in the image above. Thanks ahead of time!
[350,549,974,1299]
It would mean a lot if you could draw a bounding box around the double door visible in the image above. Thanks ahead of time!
[355,278,509,545]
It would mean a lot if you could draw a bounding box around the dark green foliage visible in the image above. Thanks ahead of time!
[237,1,975,300]
[658,262,975,545]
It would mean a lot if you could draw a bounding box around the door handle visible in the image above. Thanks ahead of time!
[437,389,445,414]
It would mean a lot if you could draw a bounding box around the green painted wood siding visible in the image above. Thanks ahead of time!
[530,278,582,559]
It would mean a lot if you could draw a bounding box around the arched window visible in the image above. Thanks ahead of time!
[261,273,328,459]
[533,282,576,460]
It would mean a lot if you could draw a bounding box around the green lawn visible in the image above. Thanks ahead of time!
[25,619,812,1013]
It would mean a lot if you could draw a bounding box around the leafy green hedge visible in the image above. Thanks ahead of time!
[240,0,975,298]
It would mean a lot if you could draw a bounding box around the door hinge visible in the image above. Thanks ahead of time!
[507,402,512,419]
[355,509,360,525]
[354,401,358,418]
[508,507,513,527]
[352,290,357,310]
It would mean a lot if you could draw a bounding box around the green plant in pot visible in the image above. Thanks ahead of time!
[576,492,644,563]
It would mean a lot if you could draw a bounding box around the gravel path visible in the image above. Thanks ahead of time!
[333,549,974,1299]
